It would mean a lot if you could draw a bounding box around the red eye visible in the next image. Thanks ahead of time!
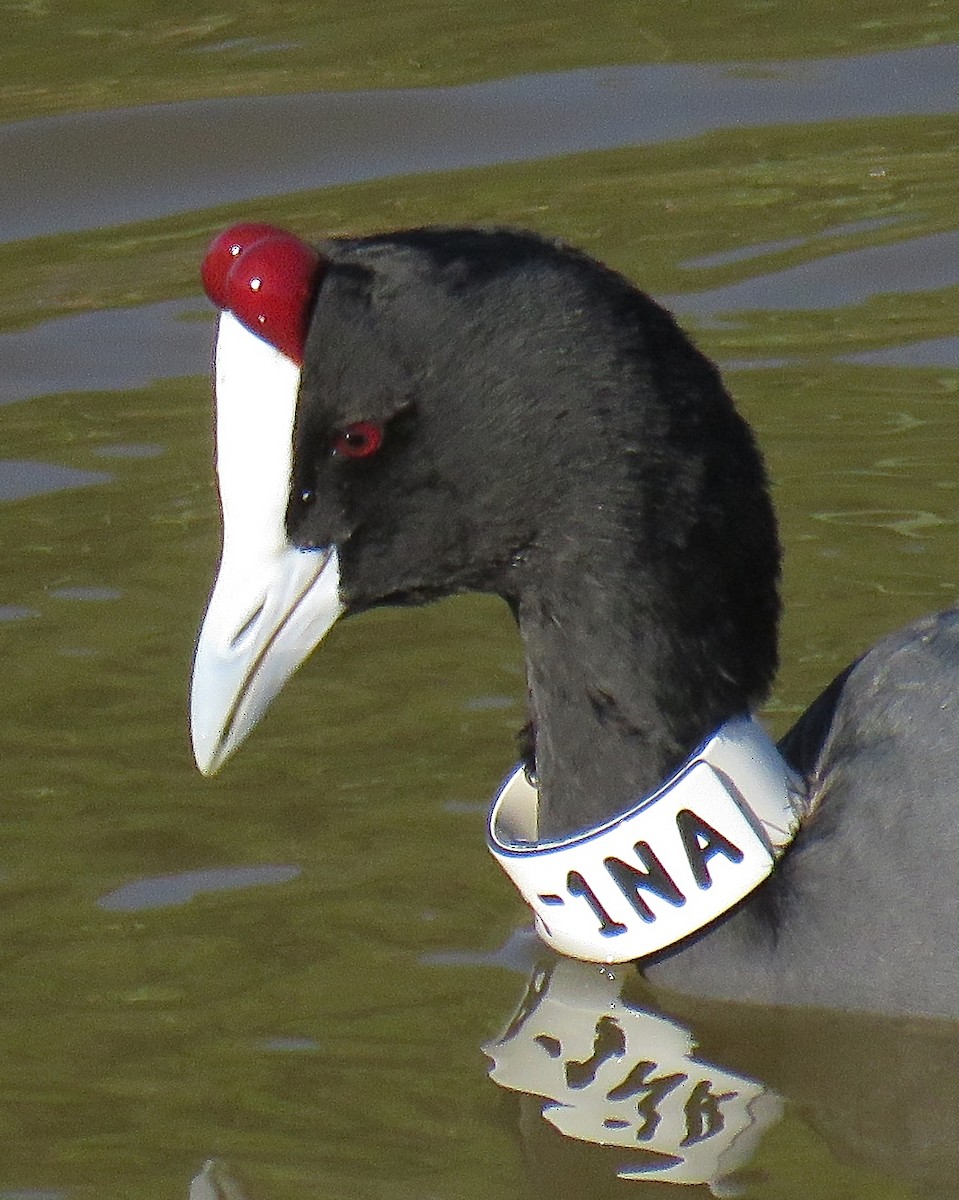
[332,421,384,459]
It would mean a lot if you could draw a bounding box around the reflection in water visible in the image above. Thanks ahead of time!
[485,958,781,1194]
[482,953,959,1198]
[98,864,301,911]
[49,586,122,601]
[0,44,954,241]
[92,443,166,459]
[669,229,959,322]
[0,299,210,406]
[0,1192,69,1200]
[190,1159,249,1200]
[0,605,39,621]
[846,337,959,366]
[100,946,959,1199]
[681,217,906,269]
[420,926,543,970]
[0,459,111,502]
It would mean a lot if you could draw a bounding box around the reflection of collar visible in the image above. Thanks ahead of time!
[484,957,783,1189]
[487,716,805,963]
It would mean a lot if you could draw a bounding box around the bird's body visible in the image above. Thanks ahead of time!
[191,223,959,1018]
[661,609,959,1016]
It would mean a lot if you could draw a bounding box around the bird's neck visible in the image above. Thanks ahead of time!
[513,545,776,841]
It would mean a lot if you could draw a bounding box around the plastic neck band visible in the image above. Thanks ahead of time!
[487,715,804,963]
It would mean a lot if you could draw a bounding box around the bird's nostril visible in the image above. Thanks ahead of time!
[231,601,266,649]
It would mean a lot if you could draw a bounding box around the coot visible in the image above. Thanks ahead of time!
[190,223,959,1017]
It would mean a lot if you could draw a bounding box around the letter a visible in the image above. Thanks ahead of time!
[676,809,744,889]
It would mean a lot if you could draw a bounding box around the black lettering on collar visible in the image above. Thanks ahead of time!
[605,844,687,922]
[676,809,745,889]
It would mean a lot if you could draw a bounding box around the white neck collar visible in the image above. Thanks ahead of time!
[487,715,805,963]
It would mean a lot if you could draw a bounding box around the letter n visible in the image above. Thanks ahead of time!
[604,844,686,922]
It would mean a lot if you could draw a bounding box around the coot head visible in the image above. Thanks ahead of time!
[191,224,780,840]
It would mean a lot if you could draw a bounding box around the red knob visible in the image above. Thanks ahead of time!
[201,222,287,309]
[201,223,327,364]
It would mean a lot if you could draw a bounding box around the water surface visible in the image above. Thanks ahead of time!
[1,5,958,1198]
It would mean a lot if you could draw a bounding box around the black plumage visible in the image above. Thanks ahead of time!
[204,225,959,1016]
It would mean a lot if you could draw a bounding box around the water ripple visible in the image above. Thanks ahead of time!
[0,460,111,502]
[0,44,955,243]
[98,865,302,912]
